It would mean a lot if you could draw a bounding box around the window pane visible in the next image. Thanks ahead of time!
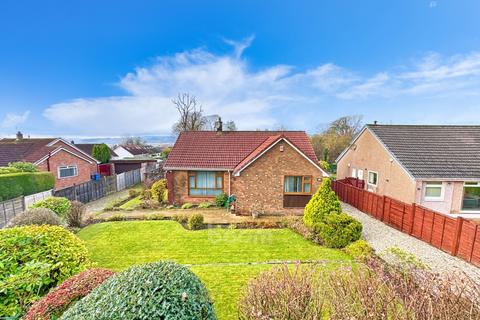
[216,176,223,188]
[425,186,442,197]
[462,186,480,211]
[368,172,377,185]
[304,183,311,193]
[285,176,302,193]
[189,176,195,188]
[60,167,76,178]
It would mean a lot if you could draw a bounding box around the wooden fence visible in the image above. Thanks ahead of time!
[0,190,53,228]
[332,179,480,267]
[54,168,141,203]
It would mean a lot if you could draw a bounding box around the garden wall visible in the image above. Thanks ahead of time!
[332,179,480,267]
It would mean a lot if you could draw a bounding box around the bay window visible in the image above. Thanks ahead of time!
[462,182,480,212]
[188,171,223,197]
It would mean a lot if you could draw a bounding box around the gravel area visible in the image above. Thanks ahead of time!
[342,202,480,282]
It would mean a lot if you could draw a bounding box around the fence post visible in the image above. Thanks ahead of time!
[380,196,386,222]
[468,224,478,262]
[409,203,416,235]
[452,217,464,256]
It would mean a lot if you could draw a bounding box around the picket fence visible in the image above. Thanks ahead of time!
[332,179,480,267]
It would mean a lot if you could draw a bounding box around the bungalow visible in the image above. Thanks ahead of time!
[0,132,99,189]
[336,124,480,216]
[112,144,155,159]
[163,123,329,215]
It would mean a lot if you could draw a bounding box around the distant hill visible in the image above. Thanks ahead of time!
[73,135,176,146]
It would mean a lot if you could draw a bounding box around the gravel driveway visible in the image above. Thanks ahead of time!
[342,202,480,282]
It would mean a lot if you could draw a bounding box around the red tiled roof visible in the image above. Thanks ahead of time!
[121,144,155,155]
[164,131,319,171]
[0,138,57,166]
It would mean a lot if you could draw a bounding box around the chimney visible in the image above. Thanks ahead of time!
[16,131,23,141]
[215,117,223,132]
[373,120,378,125]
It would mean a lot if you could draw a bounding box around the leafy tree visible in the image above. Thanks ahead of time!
[303,178,341,227]
[7,162,38,172]
[310,115,363,162]
[160,147,171,160]
[92,144,111,163]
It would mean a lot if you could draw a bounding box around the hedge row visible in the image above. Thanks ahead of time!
[0,172,55,201]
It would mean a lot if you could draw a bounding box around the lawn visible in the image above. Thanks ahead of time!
[78,220,352,319]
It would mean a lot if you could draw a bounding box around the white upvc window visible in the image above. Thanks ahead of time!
[357,169,364,180]
[352,168,357,178]
[461,182,480,212]
[58,165,78,179]
[424,182,444,201]
[367,171,378,186]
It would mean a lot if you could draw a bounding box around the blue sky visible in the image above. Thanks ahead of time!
[1,0,480,137]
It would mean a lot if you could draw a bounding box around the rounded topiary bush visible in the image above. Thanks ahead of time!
[151,179,167,203]
[31,197,71,219]
[187,213,204,230]
[25,268,115,320]
[60,261,216,320]
[303,178,341,227]
[7,208,62,227]
[313,212,362,248]
[0,225,91,316]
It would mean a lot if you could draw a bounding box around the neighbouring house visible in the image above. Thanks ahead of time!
[163,123,329,215]
[110,158,158,174]
[0,132,99,189]
[112,144,155,159]
[336,124,480,216]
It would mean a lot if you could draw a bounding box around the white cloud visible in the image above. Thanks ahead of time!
[1,111,30,129]
[43,42,480,135]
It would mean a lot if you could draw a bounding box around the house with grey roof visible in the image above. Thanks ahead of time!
[336,124,480,216]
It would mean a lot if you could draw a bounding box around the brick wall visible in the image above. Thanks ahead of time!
[232,141,323,215]
[36,142,98,190]
[171,170,230,204]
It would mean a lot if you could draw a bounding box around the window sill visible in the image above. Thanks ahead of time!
[424,197,444,202]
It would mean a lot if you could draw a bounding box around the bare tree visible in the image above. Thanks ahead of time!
[225,120,237,131]
[121,136,146,146]
[172,93,207,134]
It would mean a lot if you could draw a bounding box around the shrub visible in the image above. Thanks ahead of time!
[238,264,323,319]
[313,212,362,248]
[142,189,152,200]
[319,160,331,172]
[173,214,189,224]
[9,161,39,172]
[60,262,216,320]
[303,178,341,227]
[151,179,167,203]
[187,214,204,230]
[0,225,91,316]
[128,189,140,198]
[198,202,213,209]
[215,193,228,207]
[24,268,115,320]
[344,239,373,260]
[182,202,194,209]
[66,201,86,228]
[140,199,158,209]
[0,166,21,174]
[0,172,55,201]
[7,208,62,228]
[31,197,71,219]
[146,213,164,220]
[106,214,125,221]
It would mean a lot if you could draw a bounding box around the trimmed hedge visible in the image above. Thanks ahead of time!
[0,225,91,316]
[0,172,55,201]
[60,261,216,319]
[25,268,115,320]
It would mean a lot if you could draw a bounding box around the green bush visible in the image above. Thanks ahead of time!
[91,144,111,164]
[146,213,164,220]
[0,172,55,201]
[187,214,204,230]
[198,202,213,209]
[0,166,21,174]
[151,179,167,203]
[173,214,189,224]
[142,189,152,200]
[31,197,71,219]
[344,240,373,260]
[106,214,126,221]
[303,178,341,227]
[215,193,228,207]
[313,212,362,248]
[60,261,216,320]
[319,160,331,172]
[0,225,91,316]
[7,208,62,227]
[182,202,194,209]
[8,161,39,172]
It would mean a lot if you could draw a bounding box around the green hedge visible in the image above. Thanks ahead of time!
[0,172,55,201]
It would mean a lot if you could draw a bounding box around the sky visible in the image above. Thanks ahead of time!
[0,0,480,138]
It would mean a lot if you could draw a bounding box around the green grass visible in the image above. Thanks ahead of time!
[119,195,142,210]
[78,220,352,319]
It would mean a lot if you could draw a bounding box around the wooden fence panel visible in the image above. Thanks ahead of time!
[333,179,480,268]
[0,197,25,228]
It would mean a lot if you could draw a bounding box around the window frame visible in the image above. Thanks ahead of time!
[367,170,378,187]
[423,181,444,201]
[187,171,224,198]
[351,168,357,178]
[283,175,313,195]
[461,182,480,213]
[57,165,78,179]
